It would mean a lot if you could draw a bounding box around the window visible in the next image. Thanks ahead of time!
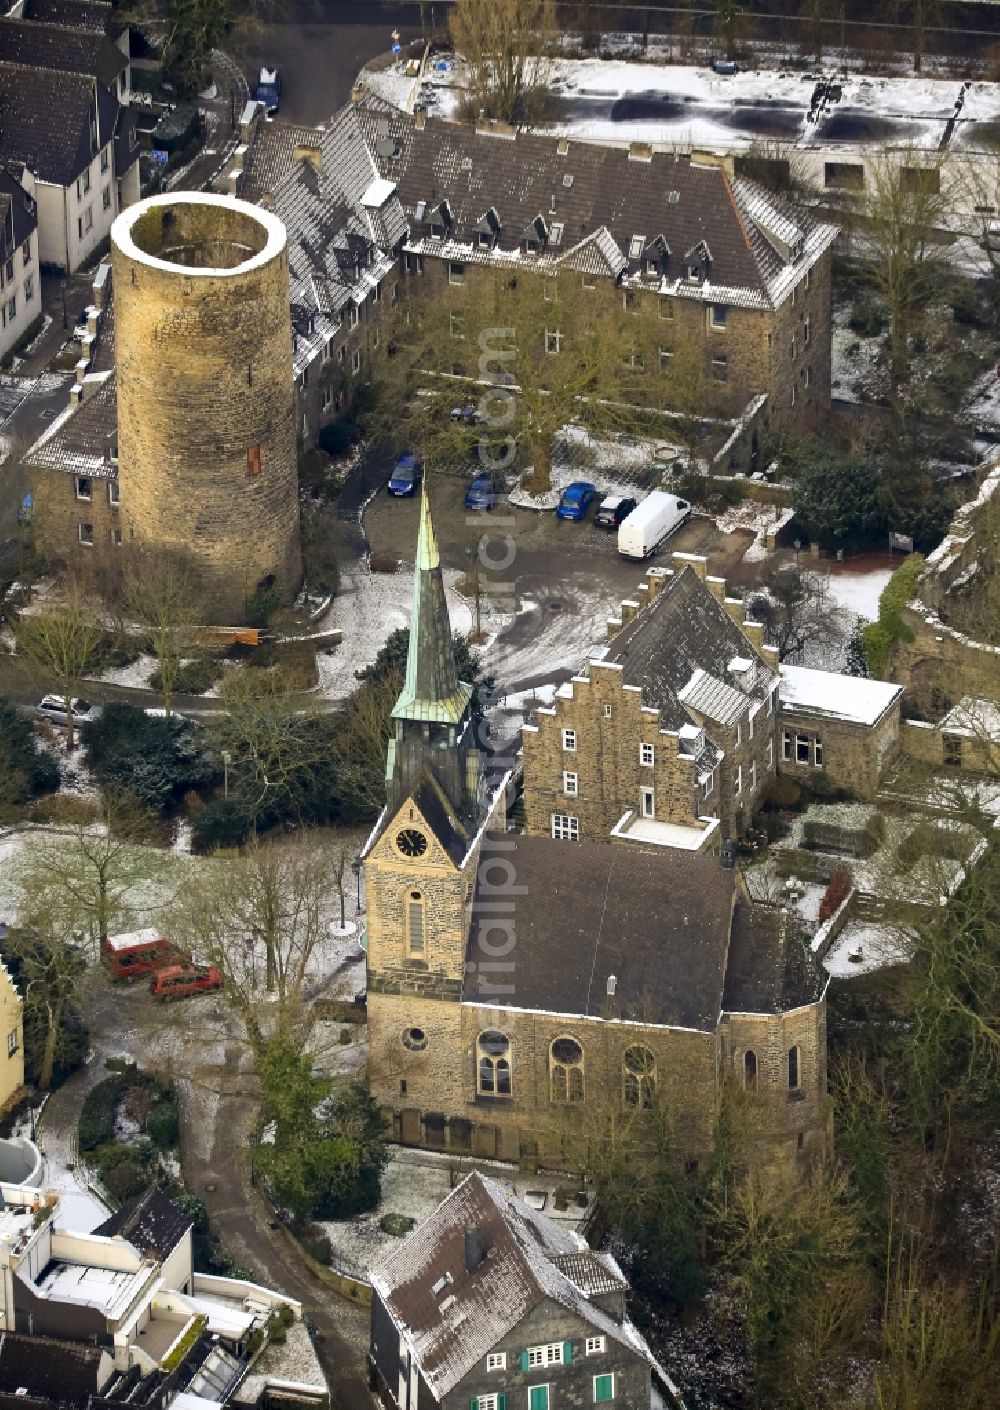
[783,730,792,761]
[23,274,33,302]
[711,353,728,383]
[814,737,823,767]
[75,476,92,501]
[658,347,673,371]
[622,288,638,314]
[529,1389,550,1410]
[6,296,14,321]
[768,685,776,716]
[734,765,742,796]
[110,527,122,546]
[686,264,701,282]
[7,1028,18,1057]
[943,734,963,767]
[766,738,774,770]
[603,703,612,718]
[790,334,797,360]
[748,710,755,741]
[406,890,425,956]
[473,1395,502,1410]
[3,257,10,284]
[405,253,422,274]
[21,239,30,266]
[486,1353,507,1372]
[527,1345,564,1368]
[824,161,864,191]
[562,729,576,752]
[551,812,579,841]
[84,206,94,234]
[788,1046,800,1090]
[791,382,796,408]
[321,387,333,411]
[803,316,810,346]
[247,444,261,479]
[709,303,727,330]
[372,281,381,302]
[623,1045,655,1108]
[101,147,110,172]
[640,743,654,767]
[352,349,361,374]
[103,186,111,210]
[543,276,557,303]
[449,261,465,285]
[594,1374,615,1403]
[585,1337,605,1356]
[796,733,810,764]
[449,310,465,338]
[750,760,757,792]
[478,1030,512,1096]
[402,1026,427,1051]
[658,296,674,320]
[550,1036,584,1103]
[391,282,399,302]
[804,267,811,291]
[78,522,93,546]
[744,1050,758,1090]
[349,304,359,328]
[563,771,578,796]
[545,327,564,355]
[582,273,596,290]
[108,481,120,506]
[640,787,655,818]
[321,339,331,363]
[804,365,812,389]
[703,771,714,799]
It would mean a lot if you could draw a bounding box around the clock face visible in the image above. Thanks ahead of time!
[396,827,428,858]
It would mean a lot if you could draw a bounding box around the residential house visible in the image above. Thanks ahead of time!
[0,16,129,101]
[363,493,829,1175]
[370,1169,669,1410]
[0,166,41,361]
[0,960,23,1119]
[778,664,903,799]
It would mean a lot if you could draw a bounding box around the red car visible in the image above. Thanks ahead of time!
[149,962,222,1001]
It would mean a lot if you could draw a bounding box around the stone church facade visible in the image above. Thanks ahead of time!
[363,492,830,1176]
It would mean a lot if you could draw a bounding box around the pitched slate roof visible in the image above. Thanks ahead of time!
[93,1185,191,1262]
[464,834,735,1030]
[0,61,95,185]
[23,0,111,32]
[602,565,775,731]
[0,1332,107,1403]
[0,168,36,259]
[721,899,823,1014]
[0,19,126,89]
[371,1170,658,1398]
[355,105,836,309]
[27,373,117,478]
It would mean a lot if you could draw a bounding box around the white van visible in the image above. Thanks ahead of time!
[617,491,691,559]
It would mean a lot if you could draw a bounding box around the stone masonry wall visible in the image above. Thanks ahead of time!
[32,468,121,567]
[113,198,301,625]
[778,708,901,800]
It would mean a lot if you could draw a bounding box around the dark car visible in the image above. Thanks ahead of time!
[594,494,638,530]
[555,481,597,521]
[255,66,282,115]
[450,403,480,425]
[711,57,738,75]
[388,453,422,496]
[464,472,505,511]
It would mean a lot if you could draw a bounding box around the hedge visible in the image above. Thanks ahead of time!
[862,554,924,677]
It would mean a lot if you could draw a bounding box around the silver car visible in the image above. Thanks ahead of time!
[36,694,100,727]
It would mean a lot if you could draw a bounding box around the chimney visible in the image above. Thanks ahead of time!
[465,1225,487,1274]
[414,105,427,131]
[292,144,322,174]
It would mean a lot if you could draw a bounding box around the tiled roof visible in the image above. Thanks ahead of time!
[0,18,126,89]
[551,1250,629,1295]
[603,566,776,731]
[26,373,117,477]
[22,0,111,32]
[94,1185,192,1261]
[0,61,95,185]
[371,1170,658,1398]
[464,834,735,1030]
[0,1331,107,1403]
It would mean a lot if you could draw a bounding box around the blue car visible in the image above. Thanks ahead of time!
[464,472,505,511]
[388,453,422,496]
[555,481,597,521]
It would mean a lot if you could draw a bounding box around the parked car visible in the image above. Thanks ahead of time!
[36,694,100,728]
[150,961,223,1001]
[593,494,638,530]
[103,929,189,982]
[255,66,282,115]
[464,472,506,511]
[387,453,422,496]
[555,481,597,521]
[617,490,691,559]
[711,58,738,75]
[450,403,480,424]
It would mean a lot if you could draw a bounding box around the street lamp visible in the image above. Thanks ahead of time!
[351,858,362,911]
[221,750,232,800]
[60,279,67,330]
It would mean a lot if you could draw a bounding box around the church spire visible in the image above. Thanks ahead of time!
[392,485,473,726]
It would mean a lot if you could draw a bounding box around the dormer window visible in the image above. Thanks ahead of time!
[521,215,548,253]
[629,234,645,260]
[684,239,713,283]
[430,221,444,240]
[474,206,502,249]
[686,264,701,282]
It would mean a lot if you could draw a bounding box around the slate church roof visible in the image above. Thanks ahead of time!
[371,1170,661,1398]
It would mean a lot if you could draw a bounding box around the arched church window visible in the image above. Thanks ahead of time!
[744,1049,758,1091]
[406,890,425,957]
[477,1030,512,1097]
[623,1044,656,1109]
[788,1045,800,1090]
[550,1036,585,1103]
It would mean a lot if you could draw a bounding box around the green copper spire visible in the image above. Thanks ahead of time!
[392,486,474,726]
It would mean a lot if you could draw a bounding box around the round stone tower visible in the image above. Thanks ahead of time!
[111,193,301,625]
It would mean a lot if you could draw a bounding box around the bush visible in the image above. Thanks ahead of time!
[191,797,253,854]
[0,698,59,803]
[791,442,887,552]
[380,1212,415,1236]
[766,775,802,810]
[81,704,216,815]
[149,657,220,696]
[861,554,924,676]
[147,1094,180,1150]
[715,477,745,507]
[79,1078,122,1152]
[819,868,853,922]
[318,420,361,457]
[29,794,100,826]
[301,1233,332,1265]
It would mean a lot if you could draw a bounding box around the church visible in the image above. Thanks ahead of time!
[362,490,829,1174]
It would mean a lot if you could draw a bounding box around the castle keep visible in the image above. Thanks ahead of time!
[111,193,301,624]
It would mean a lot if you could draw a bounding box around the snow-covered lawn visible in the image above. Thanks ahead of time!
[88,652,157,690]
[823,919,916,977]
[821,560,894,620]
[830,300,886,405]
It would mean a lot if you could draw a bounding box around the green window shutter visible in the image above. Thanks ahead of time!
[564,1341,573,1365]
[470,1400,478,1410]
[498,1396,507,1410]
[520,1351,530,1373]
[595,1374,614,1403]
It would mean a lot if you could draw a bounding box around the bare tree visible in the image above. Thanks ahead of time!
[3,889,86,1091]
[330,675,399,820]
[121,547,200,717]
[15,575,103,747]
[852,152,951,401]
[449,0,557,124]
[744,560,841,663]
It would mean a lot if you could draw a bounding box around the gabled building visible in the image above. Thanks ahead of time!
[363,492,828,1175]
[0,165,40,361]
[0,958,24,1119]
[370,1170,669,1410]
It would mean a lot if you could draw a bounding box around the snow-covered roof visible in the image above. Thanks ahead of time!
[779,664,902,727]
[104,927,160,952]
[679,667,748,726]
[361,175,397,208]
